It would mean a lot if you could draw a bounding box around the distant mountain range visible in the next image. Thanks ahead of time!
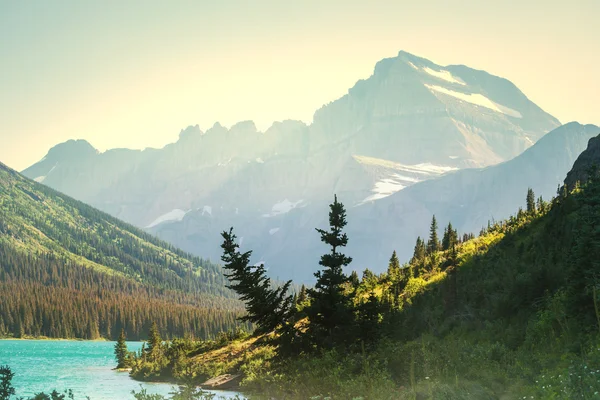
[0,161,242,339]
[22,50,569,282]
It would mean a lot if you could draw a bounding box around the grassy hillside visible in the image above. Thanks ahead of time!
[0,162,244,340]
[133,166,600,399]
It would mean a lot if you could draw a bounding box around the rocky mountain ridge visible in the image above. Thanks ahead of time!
[21,50,564,281]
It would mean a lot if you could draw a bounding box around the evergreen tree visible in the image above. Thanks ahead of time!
[442,222,457,251]
[306,195,354,346]
[387,251,401,281]
[427,215,440,254]
[411,237,425,264]
[146,322,162,357]
[297,284,307,305]
[220,228,293,333]
[0,365,15,400]
[362,269,377,289]
[357,291,383,344]
[349,271,360,288]
[114,328,130,369]
[526,188,536,214]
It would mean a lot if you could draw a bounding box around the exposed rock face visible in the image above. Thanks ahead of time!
[564,133,600,190]
[21,50,563,281]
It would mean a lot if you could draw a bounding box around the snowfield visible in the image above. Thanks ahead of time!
[425,84,522,118]
[262,199,305,217]
[146,209,189,228]
[422,66,466,85]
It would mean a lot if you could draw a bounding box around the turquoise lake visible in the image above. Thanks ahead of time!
[0,340,243,400]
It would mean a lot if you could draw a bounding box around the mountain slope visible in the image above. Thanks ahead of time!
[0,161,243,340]
[346,122,600,271]
[21,51,561,281]
[564,133,600,189]
[129,135,600,400]
[309,50,559,166]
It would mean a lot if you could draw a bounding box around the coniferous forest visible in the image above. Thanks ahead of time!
[0,162,246,340]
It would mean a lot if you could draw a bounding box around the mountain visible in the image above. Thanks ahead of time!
[564,133,600,190]
[0,161,243,340]
[346,122,600,271]
[22,51,561,281]
[125,134,600,400]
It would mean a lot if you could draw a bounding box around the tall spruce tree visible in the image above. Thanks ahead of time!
[306,195,354,346]
[220,228,293,333]
[387,250,401,281]
[411,237,425,263]
[427,215,440,254]
[349,270,360,288]
[297,284,307,305]
[442,222,458,251]
[114,328,129,369]
[146,322,162,357]
[526,188,536,214]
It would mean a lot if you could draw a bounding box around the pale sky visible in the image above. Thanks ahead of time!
[1,0,599,171]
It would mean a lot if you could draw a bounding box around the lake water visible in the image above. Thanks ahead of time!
[0,340,243,400]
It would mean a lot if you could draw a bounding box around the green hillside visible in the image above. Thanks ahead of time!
[130,142,600,399]
[0,162,244,340]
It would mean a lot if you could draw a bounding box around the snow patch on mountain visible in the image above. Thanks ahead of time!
[362,178,407,203]
[425,84,522,118]
[269,228,280,235]
[262,199,305,217]
[422,67,466,86]
[33,163,60,183]
[410,163,458,174]
[353,155,456,176]
[202,206,212,216]
[146,209,189,228]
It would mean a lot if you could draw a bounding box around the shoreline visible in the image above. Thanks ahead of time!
[0,336,111,342]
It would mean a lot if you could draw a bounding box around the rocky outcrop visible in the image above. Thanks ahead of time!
[564,133,600,190]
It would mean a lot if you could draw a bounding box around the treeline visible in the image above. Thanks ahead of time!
[0,162,249,340]
[0,177,231,295]
[0,242,247,340]
[128,176,600,398]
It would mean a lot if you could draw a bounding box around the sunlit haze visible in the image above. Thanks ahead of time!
[1,0,599,170]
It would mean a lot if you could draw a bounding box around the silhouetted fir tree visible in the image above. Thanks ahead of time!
[362,268,376,284]
[526,188,536,214]
[411,237,426,264]
[306,195,354,347]
[387,251,401,281]
[0,365,15,400]
[349,271,360,288]
[114,328,130,369]
[220,228,293,333]
[297,284,307,305]
[427,215,440,255]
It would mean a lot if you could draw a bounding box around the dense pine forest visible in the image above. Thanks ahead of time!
[126,136,600,399]
[0,162,245,340]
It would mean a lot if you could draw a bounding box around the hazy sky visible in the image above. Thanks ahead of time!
[1,0,599,171]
